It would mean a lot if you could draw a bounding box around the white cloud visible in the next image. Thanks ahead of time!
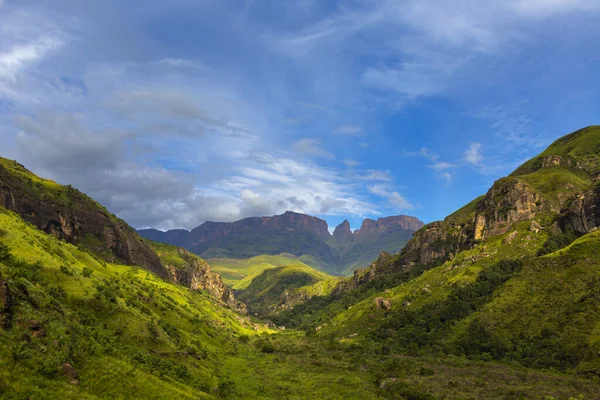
[0,38,62,80]
[430,161,454,170]
[464,143,483,165]
[388,192,414,210]
[368,184,414,210]
[367,184,388,197]
[440,172,453,182]
[292,138,335,160]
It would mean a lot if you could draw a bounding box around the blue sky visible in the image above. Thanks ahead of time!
[1,0,599,232]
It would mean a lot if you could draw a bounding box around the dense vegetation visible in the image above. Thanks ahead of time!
[3,127,600,399]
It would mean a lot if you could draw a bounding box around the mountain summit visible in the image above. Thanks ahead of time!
[139,212,424,275]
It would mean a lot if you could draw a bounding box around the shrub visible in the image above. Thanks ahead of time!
[82,267,93,278]
[60,265,74,276]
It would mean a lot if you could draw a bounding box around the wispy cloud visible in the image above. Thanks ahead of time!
[292,138,335,160]
[464,143,483,165]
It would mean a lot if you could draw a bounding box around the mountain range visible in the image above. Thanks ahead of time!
[1,127,600,399]
[139,213,423,275]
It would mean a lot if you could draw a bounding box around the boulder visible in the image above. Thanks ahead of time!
[374,297,391,310]
[62,363,79,385]
[529,221,542,233]
[32,330,46,338]
[503,231,519,244]
[28,320,42,330]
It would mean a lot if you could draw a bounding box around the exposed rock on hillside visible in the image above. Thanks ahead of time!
[0,158,246,313]
[562,185,600,234]
[0,161,166,279]
[474,179,545,240]
[165,248,246,313]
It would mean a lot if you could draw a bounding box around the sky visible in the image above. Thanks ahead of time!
[1,0,599,232]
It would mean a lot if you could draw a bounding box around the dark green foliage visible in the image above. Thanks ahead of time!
[218,376,236,398]
[373,260,523,355]
[81,267,93,277]
[537,231,579,256]
[93,278,122,303]
[59,265,73,276]
[273,262,437,331]
[48,286,67,299]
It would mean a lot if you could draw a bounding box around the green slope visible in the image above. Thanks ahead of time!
[274,126,600,380]
[0,206,390,399]
[207,254,310,290]
[238,264,342,315]
[0,206,259,398]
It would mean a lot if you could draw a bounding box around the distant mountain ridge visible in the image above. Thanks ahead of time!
[139,212,424,275]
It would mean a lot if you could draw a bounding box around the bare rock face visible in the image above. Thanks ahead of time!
[561,186,600,234]
[0,162,167,280]
[474,179,545,240]
[0,276,12,329]
[503,231,519,244]
[167,249,246,313]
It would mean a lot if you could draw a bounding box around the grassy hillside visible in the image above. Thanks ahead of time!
[207,254,310,290]
[272,127,600,386]
[4,204,587,399]
[0,206,389,399]
[238,264,342,315]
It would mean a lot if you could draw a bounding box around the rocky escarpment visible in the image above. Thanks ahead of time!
[164,248,246,313]
[472,178,546,241]
[359,178,549,283]
[0,161,167,279]
[354,216,424,237]
[561,184,600,234]
[140,212,424,275]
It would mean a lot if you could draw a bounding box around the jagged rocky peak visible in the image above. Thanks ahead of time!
[333,219,352,240]
[355,215,424,237]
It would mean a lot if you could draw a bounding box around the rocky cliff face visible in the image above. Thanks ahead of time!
[354,216,424,238]
[473,178,546,240]
[165,248,246,313]
[355,127,600,284]
[189,211,331,248]
[333,219,353,243]
[140,212,424,275]
[0,162,167,279]
[561,184,600,234]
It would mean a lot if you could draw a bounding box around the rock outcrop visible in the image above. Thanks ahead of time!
[561,185,600,234]
[374,297,391,310]
[165,248,246,313]
[473,179,545,240]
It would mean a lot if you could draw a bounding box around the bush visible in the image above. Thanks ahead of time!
[48,286,67,299]
[82,267,93,278]
[60,265,74,276]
